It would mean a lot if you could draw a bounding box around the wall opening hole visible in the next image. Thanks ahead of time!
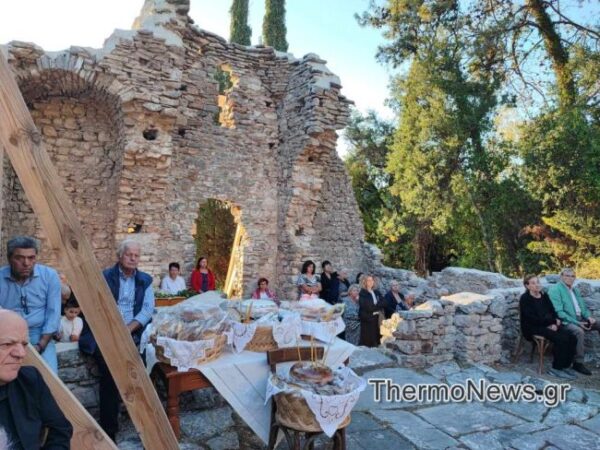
[214,65,233,95]
[178,128,186,137]
[127,223,143,234]
[178,84,188,91]
[295,226,305,236]
[142,128,158,141]
[307,156,314,162]
[214,64,237,128]
[265,101,272,107]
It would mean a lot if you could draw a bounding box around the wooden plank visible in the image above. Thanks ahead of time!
[0,53,179,449]
[23,345,117,450]
[224,222,243,298]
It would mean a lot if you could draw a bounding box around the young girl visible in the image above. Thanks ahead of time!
[57,298,83,342]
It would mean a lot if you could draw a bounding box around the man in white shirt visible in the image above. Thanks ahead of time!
[160,262,186,295]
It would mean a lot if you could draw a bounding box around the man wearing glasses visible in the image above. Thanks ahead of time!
[548,267,600,375]
[0,236,61,372]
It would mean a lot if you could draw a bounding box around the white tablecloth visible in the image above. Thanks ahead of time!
[145,337,356,444]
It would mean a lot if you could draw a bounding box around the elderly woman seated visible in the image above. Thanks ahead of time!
[251,277,278,303]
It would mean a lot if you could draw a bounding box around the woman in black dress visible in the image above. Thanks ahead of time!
[359,274,383,347]
[520,274,577,380]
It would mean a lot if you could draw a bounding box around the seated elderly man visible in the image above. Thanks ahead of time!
[0,309,72,449]
[548,268,600,375]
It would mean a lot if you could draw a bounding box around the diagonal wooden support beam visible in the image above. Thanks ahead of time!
[24,345,118,449]
[0,52,179,449]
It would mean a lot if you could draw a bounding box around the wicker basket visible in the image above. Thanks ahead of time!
[244,324,278,352]
[274,391,351,432]
[150,333,227,366]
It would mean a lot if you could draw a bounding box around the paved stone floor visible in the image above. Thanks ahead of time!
[116,347,600,449]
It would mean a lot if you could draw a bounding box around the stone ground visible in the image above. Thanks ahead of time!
[116,348,600,450]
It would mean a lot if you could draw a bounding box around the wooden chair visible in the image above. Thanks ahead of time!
[267,347,348,450]
[150,362,213,439]
[513,308,552,374]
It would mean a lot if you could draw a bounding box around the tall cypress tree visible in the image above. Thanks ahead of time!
[262,0,288,51]
[230,0,251,45]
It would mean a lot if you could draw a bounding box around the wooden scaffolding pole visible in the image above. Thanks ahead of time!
[23,345,118,450]
[0,53,179,449]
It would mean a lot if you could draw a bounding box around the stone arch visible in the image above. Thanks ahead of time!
[192,198,237,290]
[170,196,246,297]
[1,67,125,268]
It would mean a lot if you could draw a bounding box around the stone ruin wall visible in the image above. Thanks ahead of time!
[379,267,600,368]
[2,0,598,365]
[0,0,368,298]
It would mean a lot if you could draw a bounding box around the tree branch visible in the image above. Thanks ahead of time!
[547,3,600,40]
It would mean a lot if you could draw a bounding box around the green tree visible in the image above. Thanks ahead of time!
[360,0,552,273]
[344,111,413,267]
[230,0,252,45]
[194,199,237,290]
[262,0,289,51]
[359,0,599,109]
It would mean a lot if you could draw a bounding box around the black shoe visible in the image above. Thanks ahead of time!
[572,362,592,376]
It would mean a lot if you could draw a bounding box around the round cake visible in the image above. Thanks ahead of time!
[290,361,334,385]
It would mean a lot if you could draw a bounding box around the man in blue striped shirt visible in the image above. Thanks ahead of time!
[0,236,61,373]
[79,238,155,440]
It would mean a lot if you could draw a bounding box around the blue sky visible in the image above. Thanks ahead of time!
[0,0,395,155]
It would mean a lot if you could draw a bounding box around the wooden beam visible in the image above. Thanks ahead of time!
[224,222,243,298]
[0,53,179,449]
[23,345,118,450]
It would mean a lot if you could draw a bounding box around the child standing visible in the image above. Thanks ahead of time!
[57,298,83,342]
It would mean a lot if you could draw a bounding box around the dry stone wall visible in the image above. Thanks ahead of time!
[0,0,367,297]
[381,268,600,367]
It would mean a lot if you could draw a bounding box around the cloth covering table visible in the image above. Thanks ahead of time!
[145,337,355,444]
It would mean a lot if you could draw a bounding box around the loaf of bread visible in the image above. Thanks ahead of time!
[153,297,228,341]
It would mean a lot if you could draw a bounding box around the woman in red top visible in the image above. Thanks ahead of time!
[190,256,216,293]
[251,277,278,304]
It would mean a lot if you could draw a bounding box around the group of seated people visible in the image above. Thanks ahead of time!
[160,256,417,351]
[159,257,215,295]
[519,268,600,379]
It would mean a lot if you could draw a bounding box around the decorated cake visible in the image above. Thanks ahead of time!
[290,361,334,385]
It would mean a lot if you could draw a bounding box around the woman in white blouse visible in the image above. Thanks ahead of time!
[160,262,186,295]
[296,260,322,300]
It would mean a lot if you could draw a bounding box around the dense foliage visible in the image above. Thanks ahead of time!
[194,199,237,290]
[347,0,599,277]
[230,0,252,45]
[262,0,289,51]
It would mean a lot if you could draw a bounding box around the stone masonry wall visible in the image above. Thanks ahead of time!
[0,0,366,298]
[1,93,123,269]
[381,267,600,367]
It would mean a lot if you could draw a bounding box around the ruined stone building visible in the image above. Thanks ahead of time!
[0,0,370,297]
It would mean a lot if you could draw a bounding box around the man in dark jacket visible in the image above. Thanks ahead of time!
[79,238,154,440]
[320,261,349,305]
[0,309,72,449]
